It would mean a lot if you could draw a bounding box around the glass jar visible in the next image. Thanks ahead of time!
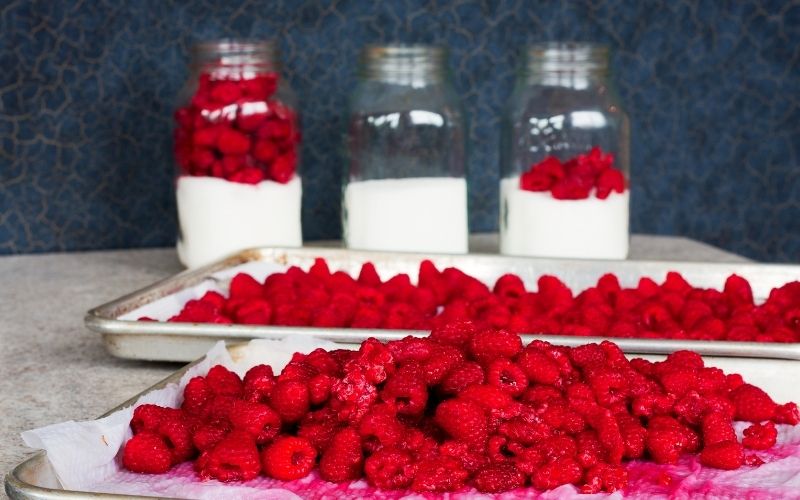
[173,40,302,268]
[344,45,468,254]
[499,43,630,259]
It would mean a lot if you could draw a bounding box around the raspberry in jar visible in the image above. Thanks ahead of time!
[173,40,301,268]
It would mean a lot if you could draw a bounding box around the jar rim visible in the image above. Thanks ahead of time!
[362,44,447,60]
[526,42,609,73]
[191,39,277,57]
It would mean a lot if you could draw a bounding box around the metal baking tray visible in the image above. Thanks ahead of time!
[85,247,800,362]
[7,341,800,499]
[4,350,202,499]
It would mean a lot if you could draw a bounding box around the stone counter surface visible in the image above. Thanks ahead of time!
[0,235,747,497]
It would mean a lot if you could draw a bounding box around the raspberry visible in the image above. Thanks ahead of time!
[182,377,213,415]
[468,329,522,365]
[493,274,527,300]
[353,338,395,384]
[192,422,230,452]
[234,299,272,324]
[359,404,405,452]
[270,380,310,423]
[242,364,276,404]
[331,368,377,423]
[581,463,628,493]
[701,411,736,447]
[616,413,647,459]
[459,384,515,411]
[261,436,317,481]
[421,344,464,385]
[724,274,754,306]
[216,128,251,155]
[499,417,552,446]
[364,448,414,490]
[319,428,363,482]
[206,365,243,397]
[731,384,777,422]
[486,358,528,396]
[434,399,488,445]
[742,421,778,450]
[381,366,428,416]
[776,402,800,425]
[122,431,173,474]
[410,456,468,492]
[576,430,604,468]
[229,400,281,445]
[699,441,745,470]
[440,440,490,473]
[308,374,334,406]
[131,404,170,434]
[517,348,560,385]
[358,262,381,287]
[158,416,194,464]
[531,456,583,490]
[439,361,484,395]
[195,431,261,482]
[473,462,526,493]
[537,435,578,462]
[229,273,263,300]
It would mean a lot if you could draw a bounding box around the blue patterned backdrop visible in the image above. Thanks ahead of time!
[1,0,799,261]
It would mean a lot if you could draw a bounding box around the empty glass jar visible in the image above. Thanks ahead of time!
[173,40,302,268]
[343,45,468,253]
[499,43,630,259]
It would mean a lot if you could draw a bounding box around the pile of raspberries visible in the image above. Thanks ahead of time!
[159,258,800,343]
[519,147,626,200]
[122,324,798,494]
[173,71,300,184]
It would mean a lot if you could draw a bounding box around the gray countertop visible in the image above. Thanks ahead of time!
[0,234,748,494]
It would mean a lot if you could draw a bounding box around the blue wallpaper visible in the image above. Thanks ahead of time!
[1,0,799,261]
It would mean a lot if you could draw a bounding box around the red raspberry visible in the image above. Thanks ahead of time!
[486,358,528,396]
[206,365,243,397]
[359,404,405,453]
[731,384,777,422]
[353,338,395,384]
[537,435,578,462]
[192,422,230,452]
[499,417,552,446]
[742,421,778,450]
[122,431,173,474]
[440,440,490,473]
[410,456,468,492]
[468,329,523,365]
[659,368,699,397]
[439,361,485,395]
[493,274,527,300]
[331,368,377,423]
[131,404,170,434]
[195,431,261,482]
[261,436,317,481]
[459,384,515,412]
[381,366,428,416]
[357,262,382,286]
[776,402,800,424]
[209,81,242,103]
[595,168,625,199]
[364,448,414,490]
[699,441,744,470]
[182,376,213,415]
[319,428,363,482]
[473,462,526,493]
[308,374,334,406]
[701,411,736,447]
[296,408,339,453]
[522,385,563,405]
[242,364,276,404]
[270,379,310,423]
[229,273,263,300]
[229,400,281,445]
[351,305,383,328]
[576,430,604,468]
[517,348,560,385]
[234,299,272,325]
[386,336,433,364]
[581,463,628,493]
[724,274,754,306]
[532,456,583,490]
[158,416,194,464]
[520,168,553,191]
[216,128,251,155]
[616,413,647,459]
[434,399,488,445]
[421,344,464,385]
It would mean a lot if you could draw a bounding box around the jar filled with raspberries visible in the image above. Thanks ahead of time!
[344,45,468,254]
[500,43,630,260]
[173,40,302,268]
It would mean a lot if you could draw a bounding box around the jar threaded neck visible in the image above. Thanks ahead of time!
[191,39,279,71]
[525,42,609,76]
[361,45,448,85]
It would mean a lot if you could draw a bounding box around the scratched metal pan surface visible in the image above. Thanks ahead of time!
[85,247,800,362]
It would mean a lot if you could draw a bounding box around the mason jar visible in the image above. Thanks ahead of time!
[344,45,468,254]
[173,40,302,268]
[499,43,630,259]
